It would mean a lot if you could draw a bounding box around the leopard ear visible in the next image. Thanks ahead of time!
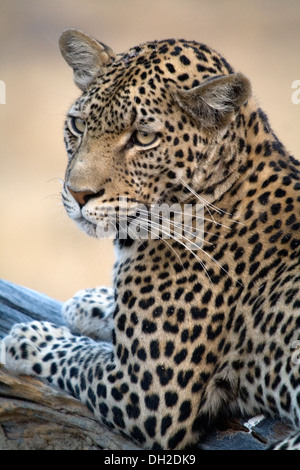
[59,29,116,91]
[171,73,251,130]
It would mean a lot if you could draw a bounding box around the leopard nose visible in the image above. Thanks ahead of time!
[67,186,97,207]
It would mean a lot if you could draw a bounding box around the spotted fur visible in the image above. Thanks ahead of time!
[4,29,300,450]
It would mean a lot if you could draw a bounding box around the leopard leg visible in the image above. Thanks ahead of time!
[3,319,203,449]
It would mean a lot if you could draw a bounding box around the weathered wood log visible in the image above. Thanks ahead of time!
[0,279,64,339]
[0,279,293,450]
[0,368,142,450]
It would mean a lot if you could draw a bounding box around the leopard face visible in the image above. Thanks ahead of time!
[60,31,252,242]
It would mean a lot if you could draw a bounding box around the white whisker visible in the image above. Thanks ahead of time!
[126,214,211,280]
[127,216,185,270]
[131,209,210,247]
[179,178,225,214]
[179,178,245,227]
[126,212,242,286]
[134,207,236,250]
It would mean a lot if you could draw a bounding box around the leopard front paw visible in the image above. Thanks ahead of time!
[3,321,73,377]
[62,287,114,341]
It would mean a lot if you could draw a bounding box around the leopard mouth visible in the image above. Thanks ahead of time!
[73,215,99,237]
[64,186,193,243]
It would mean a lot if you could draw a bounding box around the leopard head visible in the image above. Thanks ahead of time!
[59,29,251,239]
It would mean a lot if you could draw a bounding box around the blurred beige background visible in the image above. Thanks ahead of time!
[1,0,299,301]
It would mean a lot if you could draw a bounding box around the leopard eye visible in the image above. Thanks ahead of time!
[132,130,157,147]
[70,116,86,135]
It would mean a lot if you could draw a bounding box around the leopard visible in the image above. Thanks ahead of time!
[3,29,300,450]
